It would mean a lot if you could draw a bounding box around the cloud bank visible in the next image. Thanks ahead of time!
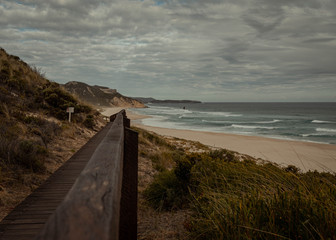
[1,0,336,101]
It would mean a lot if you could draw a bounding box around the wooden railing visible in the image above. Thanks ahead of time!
[35,110,138,240]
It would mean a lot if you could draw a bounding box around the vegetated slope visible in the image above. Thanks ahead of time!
[64,81,145,108]
[0,48,104,220]
[140,127,336,240]
[135,127,201,240]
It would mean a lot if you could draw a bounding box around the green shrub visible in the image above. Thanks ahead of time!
[147,151,181,172]
[144,145,336,239]
[44,92,59,108]
[83,114,95,129]
[0,119,51,172]
[284,164,300,174]
[76,104,92,114]
[14,140,47,172]
[7,77,27,91]
[174,154,199,183]
[0,68,10,81]
[188,158,336,240]
[143,170,190,211]
[208,149,238,162]
[41,85,93,121]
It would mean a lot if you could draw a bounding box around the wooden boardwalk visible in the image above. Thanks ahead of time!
[0,122,113,240]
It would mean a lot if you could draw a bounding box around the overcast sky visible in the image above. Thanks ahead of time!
[1,0,336,102]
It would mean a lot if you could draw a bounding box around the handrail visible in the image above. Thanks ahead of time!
[35,110,138,240]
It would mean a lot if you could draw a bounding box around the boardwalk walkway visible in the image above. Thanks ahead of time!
[0,122,113,240]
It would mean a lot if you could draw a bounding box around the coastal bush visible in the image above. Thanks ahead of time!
[147,150,183,172]
[145,148,336,239]
[143,153,204,211]
[41,84,93,121]
[208,149,238,162]
[14,140,47,172]
[188,158,336,239]
[143,170,189,211]
[136,126,185,172]
[83,114,95,129]
[0,119,48,172]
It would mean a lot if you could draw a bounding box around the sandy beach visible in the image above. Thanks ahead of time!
[101,107,336,172]
[100,107,149,121]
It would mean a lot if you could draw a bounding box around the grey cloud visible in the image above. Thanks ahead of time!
[242,5,285,34]
[1,0,335,101]
[303,37,335,43]
[1,1,170,37]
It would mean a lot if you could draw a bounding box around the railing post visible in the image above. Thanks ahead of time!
[119,127,138,239]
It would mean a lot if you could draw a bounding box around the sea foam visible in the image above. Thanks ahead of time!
[255,119,282,124]
[231,124,275,130]
[316,128,336,133]
[200,111,242,117]
[312,120,332,123]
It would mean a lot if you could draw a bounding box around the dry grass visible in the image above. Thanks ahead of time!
[138,128,336,239]
[0,122,99,221]
[136,127,193,239]
[0,47,106,221]
[136,127,252,239]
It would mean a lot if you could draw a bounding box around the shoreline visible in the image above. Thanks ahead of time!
[100,107,150,121]
[101,107,336,172]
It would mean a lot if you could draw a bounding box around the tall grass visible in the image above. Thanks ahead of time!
[145,149,336,239]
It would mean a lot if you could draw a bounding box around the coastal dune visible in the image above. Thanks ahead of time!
[134,125,336,172]
[101,107,336,173]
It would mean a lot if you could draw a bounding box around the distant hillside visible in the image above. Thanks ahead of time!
[134,97,201,104]
[0,47,105,220]
[64,81,145,108]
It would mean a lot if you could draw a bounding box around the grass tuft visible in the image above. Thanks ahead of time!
[144,146,336,239]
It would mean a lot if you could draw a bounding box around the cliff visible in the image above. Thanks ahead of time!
[64,81,145,108]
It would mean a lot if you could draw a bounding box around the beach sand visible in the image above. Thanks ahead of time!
[101,107,336,172]
[100,107,149,121]
[135,125,336,172]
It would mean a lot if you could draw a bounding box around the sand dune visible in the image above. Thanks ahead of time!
[135,125,336,172]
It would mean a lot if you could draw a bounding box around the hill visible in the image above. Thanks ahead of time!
[64,81,145,108]
[0,47,104,220]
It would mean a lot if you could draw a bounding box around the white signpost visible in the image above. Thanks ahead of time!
[66,107,75,122]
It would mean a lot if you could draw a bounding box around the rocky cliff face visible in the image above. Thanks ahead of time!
[64,81,145,108]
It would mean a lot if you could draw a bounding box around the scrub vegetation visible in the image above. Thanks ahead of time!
[0,48,99,172]
[140,129,336,240]
[0,48,103,219]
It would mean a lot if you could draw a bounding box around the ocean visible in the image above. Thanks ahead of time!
[131,102,336,145]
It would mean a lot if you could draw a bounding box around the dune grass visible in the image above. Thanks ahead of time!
[144,145,336,240]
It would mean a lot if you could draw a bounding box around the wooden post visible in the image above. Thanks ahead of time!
[119,127,138,239]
